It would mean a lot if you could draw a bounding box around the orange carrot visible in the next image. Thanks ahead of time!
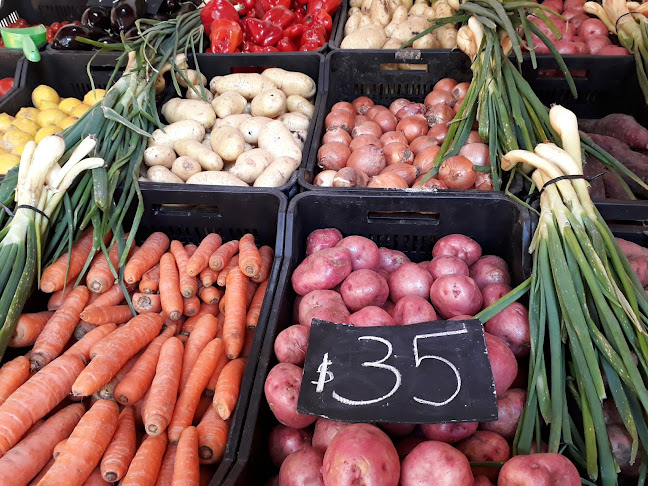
[172,426,199,486]
[53,438,68,459]
[97,352,140,400]
[209,240,239,272]
[89,283,127,309]
[241,328,255,358]
[144,337,184,436]
[90,313,164,360]
[199,267,218,287]
[171,241,199,299]
[214,357,247,420]
[246,280,268,329]
[0,355,30,406]
[168,339,223,443]
[197,407,229,465]
[83,467,111,486]
[154,443,177,486]
[216,254,239,287]
[74,321,98,341]
[179,315,218,392]
[29,456,54,486]
[204,344,229,396]
[121,431,168,486]
[86,241,120,294]
[124,232,170,285]
[185,244,197,256]
[181,304,219,336]
[37,399,119,486]
[80,304,133,325]
[198,286,221,305]
[133,388,150,429]
[160,253,183,321]
[193,395,212,425]
[133,293,162,314]
[100,407,136,482]
[223,268,247,359]
[30,285,90,371]
[252,245,274,283]
[238,233,262,278]
[139,265,160,294]
[187,234,222,277]
[64,323,116,363]
[47,289,72,311]
[162,312,184,333]
[0,403,84,486]
[40,229,96,293]
[183,295,201,317]
[9,311,54,348]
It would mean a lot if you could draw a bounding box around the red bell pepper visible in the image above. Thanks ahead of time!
[251,45,280,52]
[283,22,305,39]
[306,0,342,15]
[242,18,283,46]
[300,25,326,47]
[254,0,290,18]
[299,41,321,51]
[263,6,296,28]
[304,9,332,33]
[0,78,14,97]
[207,19,243,53]
[276,37,297,51]
[201,0,240,35]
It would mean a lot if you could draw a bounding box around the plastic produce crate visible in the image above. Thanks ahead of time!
[222,190,534,485]
[0,48,24,98]
[593,200,648,248]
[0,0,86,25]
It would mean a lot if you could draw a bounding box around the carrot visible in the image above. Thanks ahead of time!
[9,311,55,348]
[83,467,111,486]
[134,388,151,429]
[198,286,221,305]
[40,229,96,293]
[124,232,170,285]
[121,431,168,486]
[0,355,30,406]
[38,399,119,486]
[53,438,68,459]
[139,265,161,294]
[181,304,219,335]
[29,457,54,486]
[64,323,116,363]
[209,240,239,272]
[133,292,162,314]
[47,289,72,311]
[172,426,199,486]
[185,243,197,256]
[170,240,198,299]
[100,407,136,482]
[214,357,247,420]
[246,280,268,329]
[89,283,127,309]
[241,328,255,358]
[183,295,200,317]
[114,325,177,406]
[252,245,274,283]
[197,407,229,465]
[96,352,140,400]
[238,233,262,278]
[144,337,184,436]
[159,253,183,321]
[73,321,98,341]
[154,443,177,486]
[204,344,229,396]
[0,403,84,486]
[199,267,218,287]
[168,339,223,443]
[193,395,212,425]
[187,234,222,277]
[86,241,120,294]
[162,312,184,333]
[30,285,90,371]
[222,268,247,359]
[179,315,219,392]
[216,254,239,287]
[80,304,133,325]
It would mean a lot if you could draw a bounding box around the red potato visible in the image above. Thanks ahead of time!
[350,134,382,152]
[336,235,380,271]
[346,145,386,177]
[607,424,641,477]
[541,0,563,13]
[456,431,510,481]
[577,18,607,38]
[313,419,348,451]
[474,477,495,486]
[266,476,279,486]
[448,314,474,320]
[585,34,612,54]
[485,332,518,395]
[470,255,511,289]
[265,363,317,429]
[323,127,352,145]
[481,283,513,308]
[392,296,437,326]
[298,290,350,327]
[428,256,470,280]
[341,269,390,312]
[396,437,426,459]
[630,257,648,286]
[602,399,624,426]
[380,423,416,438]
[293,295,303,324]
[401,441,474,486]
[498,453,581,486]
[322,424,400,486]
[377,248,411,276]
[479,388,526,440]
[348,306,395,327]
[485,303,531,357]
[420,422,478,443]
[292,247,353,295]
[430,274,482,318]
[274,325,310,366]
[380,131,408,146]
[382,299,395,315]
[279,447,324,486]
[433,234,482,266]
[564,13,589,31]
[306,228,343,256]
[563,0,585,10]
[511,358,528,389]
[388,262,434,303]
[318,142,351,171]
[268,424,313,467]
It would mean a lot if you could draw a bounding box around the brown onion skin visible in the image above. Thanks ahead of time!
[325,110,355,133]
[397,115,428,143]
[452,82,470,99]
[373,110,398,133]
[412,175,448,190]
[333,167,369,187]
[314,170,336,186]
[350,134,382,152]
[438,155,477,190]
[368,173,409,189]
[426,103,455,126]
[331,101,355,114]
[346,145,386,177]
[424,90,456,108]
[323,127,352,145]
[318,142,351,171]
[380,131,409,146]
[365,105,390,121]
[352,121,382,139]
[474,172,494,191]
[352,96,374,115]
[466,131,483,144]
[384,142,414,165]
[434,78,458,92]
[459,142,490,167]
[409,136,438,155]
[380,163,419,185]
[389,98,410,115]
[413,145,440,173]
[396,103,426,120]
[427,123,449,144]
[355,114,369,126]
[453,97,464,115]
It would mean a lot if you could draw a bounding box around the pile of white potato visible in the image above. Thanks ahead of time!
[142,68,316,188]
[341,0,457,50]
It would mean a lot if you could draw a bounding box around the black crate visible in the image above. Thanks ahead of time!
[0,49,25,98]
[222,191,533,485]
[0,0,86,24]
[594,201,648,247]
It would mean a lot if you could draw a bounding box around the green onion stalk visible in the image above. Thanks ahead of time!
[0,10,205,360]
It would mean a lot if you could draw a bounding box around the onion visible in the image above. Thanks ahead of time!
[380,131,408,146]
[426,103,456,126]
[365,105,389,120]
[367,173,409,189]
[427,124,449,144]
[314,170,336,186]
[438,155,477,189]
[434,78,458,92]
[333,167,368,187]
[453,97,464,115]
[380,163,419,185]
[409,136,438,155]
[413,145,440,173]
[389,98,410,115]
[396,103,426,120]
[424,90,455,108]
[397,115,428,143]
[412,175,448,190]
[352,96,374,115]
[474,172,493,191]
[451,82,470,100]
[346,145,386,177]
[323,127,352,145]
[331,101,355,114]
[458,142,490,167]
[585,35,611,54]
[325,110,355,133]
[318,142,351,171]
[355,114,369,126]
[384,142,414,165]
[352,121,382,139]
[350,134,382,152]
[466,131,482,144]
[373,110,398,133]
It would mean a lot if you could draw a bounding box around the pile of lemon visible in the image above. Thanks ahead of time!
[0,85,106,174]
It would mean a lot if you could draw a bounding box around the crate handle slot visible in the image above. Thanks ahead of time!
[537,68,589,80]
[152,204,223,218]
[380,63,428,72]
[367,210,440,224]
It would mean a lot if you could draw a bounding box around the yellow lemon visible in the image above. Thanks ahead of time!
[0,113,14,131]
[0,127,32,152]
[37,108,67,128]
[59,116,78,130]
[10,117,39,136]
[32,85,60,110]
[0,153,20,174]
[71,104,91,118]
[15,107,39,123]
[35,125,62,143]
[58,97,83,115]
[84,89,106,105]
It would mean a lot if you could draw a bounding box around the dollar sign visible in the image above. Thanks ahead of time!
[311,353,333,393]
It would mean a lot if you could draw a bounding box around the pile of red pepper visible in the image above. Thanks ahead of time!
[0,18,80,47]
[201,0,342,53]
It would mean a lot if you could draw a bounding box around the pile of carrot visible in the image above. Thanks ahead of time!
[0,230,274,485]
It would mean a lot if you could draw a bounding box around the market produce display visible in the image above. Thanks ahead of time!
[0,18,78,47]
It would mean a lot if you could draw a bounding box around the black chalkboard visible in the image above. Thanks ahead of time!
[297,319,498,424]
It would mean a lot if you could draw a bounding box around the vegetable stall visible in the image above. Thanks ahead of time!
[0,0,646,485]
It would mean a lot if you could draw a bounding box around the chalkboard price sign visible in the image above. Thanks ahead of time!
[297,319,498,424]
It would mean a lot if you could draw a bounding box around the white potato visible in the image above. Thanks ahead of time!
[278,112,310,131]
[209,126,246,162]
[186,171,248,186]
[161,99,216,129]
[286,95,315,118]
[369,0,392,26]
[144,146,176,168]
[250,89,287,118]
[261,68,316,98]
[178,69,207,88]
[212,91,248,118]
[349,7,361,14]
[391,16,430,43]
[174,139,223,171]
[209,75,223,94]
[258,120,302,161]
[345,11,365,36]
[409,1,427,15]
[172,156,202,181]
[215,114,252,130]
[291,129,308,149]
[186,86,214,102]
[341,25,386,49]
[211,73,277,99]
[382,38,402,49]
[147,165,185,184]
[229,148,274,183]
[253,156,300,187]
[149,120,205,148]
[239,117,273,144]
[413,32,439,49]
